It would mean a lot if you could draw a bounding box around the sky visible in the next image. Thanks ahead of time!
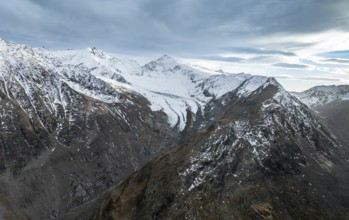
[1,0,349,91]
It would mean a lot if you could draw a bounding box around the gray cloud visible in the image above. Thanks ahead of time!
[141,0,349,34]
[322,58,349,64]
[203,56,245,63]
[201,55,285,64]
[275,75,340,82]
[273,63,309,69]
[247,56,284,63]
[301,59,349,68]
[1,0,349,56]
[318,50,349,59]
[301,77,340,82]
[223,47,296,56]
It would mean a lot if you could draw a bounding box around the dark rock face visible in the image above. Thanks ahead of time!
[91,84,349,220]
[313,101,349,151]
[0,41,175,219]
[0,87,174,219]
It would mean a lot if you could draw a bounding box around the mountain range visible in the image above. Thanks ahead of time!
[0,38,348,219]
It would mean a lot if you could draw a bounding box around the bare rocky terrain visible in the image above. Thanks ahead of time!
[90,80,349,220]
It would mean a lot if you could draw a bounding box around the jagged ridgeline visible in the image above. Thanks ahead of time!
[89,80,349,219]
[0,38,349,219]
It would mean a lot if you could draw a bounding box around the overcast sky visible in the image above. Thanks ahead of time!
[1,0,349,91]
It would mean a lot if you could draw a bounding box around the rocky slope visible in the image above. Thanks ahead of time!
[293,85,349,153]
[91,79,349,219]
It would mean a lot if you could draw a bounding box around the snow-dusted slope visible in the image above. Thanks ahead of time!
[1,38,293,131]
[38,47,141,81]
[91,67,348,220]
[119,55,210,130]
[0,39,122,106]
[33,45,279,130]
[292,84,349,153]
[293,85,349,108]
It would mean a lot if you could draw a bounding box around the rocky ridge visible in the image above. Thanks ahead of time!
[91,75,349,220]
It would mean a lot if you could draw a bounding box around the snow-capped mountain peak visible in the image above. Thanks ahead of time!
[143,54,184,73]
[293,85,349,107]
[0,38,36,59]
[157,54,177,63]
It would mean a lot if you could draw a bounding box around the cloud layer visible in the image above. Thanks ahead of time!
[1,0,348,52]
